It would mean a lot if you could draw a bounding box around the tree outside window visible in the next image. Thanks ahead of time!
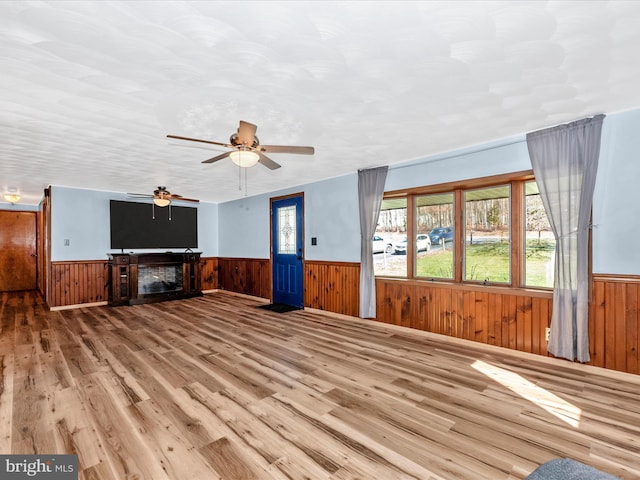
[373,198,407,277]
[464,185,511,283]
[415,193,454,279]
[374,173,558,291]
[525,181,555,288]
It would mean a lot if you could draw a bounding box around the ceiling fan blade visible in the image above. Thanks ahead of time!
[127,193,153,197]
[237,121,257,146]
[257,152,281,170]
[170,195,199,203]
[202,151,232,164]
[258,145,315,155]
[167,134,232,148]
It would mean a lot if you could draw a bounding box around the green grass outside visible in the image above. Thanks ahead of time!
[416,246,454,279]
[524,240,556,287]
[416,239,555,287]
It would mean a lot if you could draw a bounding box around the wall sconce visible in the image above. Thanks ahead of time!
[3,193,20,204]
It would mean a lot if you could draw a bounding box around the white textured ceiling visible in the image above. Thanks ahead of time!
[2,1,640,205]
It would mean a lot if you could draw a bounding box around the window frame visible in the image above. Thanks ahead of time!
[414,192,455,281]
[463,183,513,285]
[377,170,553,291]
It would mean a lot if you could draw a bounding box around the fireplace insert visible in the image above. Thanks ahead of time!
[107,252,202,305]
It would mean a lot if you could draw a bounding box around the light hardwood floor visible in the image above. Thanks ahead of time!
[1,290,639,479]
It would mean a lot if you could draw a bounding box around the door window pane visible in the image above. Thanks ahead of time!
[415,193,454,279]
[464,185,511,283]
[525,181,555,288]
[278,205,296,254]
[374,198,407,276]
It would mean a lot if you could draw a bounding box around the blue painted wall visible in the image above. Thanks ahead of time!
[592,108,640,274]
[50,186,218,261]
[385,135,531,192]
[218,173,359,262]
[218,193,270,259]
[217,108,640,275]
[216,136,531,264]
[46,108,640,275]
[0,202,40,211]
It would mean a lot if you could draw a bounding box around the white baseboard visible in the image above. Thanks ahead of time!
[50,300,109,311]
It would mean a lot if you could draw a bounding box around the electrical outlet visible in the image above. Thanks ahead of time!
[545,327,551,341]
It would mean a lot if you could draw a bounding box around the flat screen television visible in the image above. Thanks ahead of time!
[110,200,198,250]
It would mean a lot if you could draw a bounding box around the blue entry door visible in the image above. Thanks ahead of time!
[271,195,304,307]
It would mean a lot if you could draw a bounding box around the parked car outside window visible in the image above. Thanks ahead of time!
[428,226,454,244]
[372,235,393,254]
[393,234,431,254]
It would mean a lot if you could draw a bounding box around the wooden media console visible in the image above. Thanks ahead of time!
[107,252,202,306]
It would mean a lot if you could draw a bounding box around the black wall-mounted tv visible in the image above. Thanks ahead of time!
[110,200,198,250]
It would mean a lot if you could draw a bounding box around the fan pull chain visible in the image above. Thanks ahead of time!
[168,203,172,221]
[236,165,251,196]
[152,202,156,219]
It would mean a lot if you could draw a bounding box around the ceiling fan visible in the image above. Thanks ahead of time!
[128,186,199,207]
[127,186,199,220]
[167,120,315,170]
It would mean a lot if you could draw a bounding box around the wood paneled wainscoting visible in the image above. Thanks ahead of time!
[591,274,640,373]
[200,256,219,291]
[215,258,361,317]
[375,279,553,358]
[50,260,109,308]
[217,257,271,299]
[50,257,220,309]
[304,260,360,317]
[375,275,640,376]
[215,258,361,318]
[48,257,360,312]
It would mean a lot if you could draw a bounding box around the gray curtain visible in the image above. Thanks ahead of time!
[358,166,388,318]
[526,114,605,362]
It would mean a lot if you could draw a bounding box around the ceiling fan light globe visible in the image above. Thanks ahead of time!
[230,150,260,168]
[153,198,171,207]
